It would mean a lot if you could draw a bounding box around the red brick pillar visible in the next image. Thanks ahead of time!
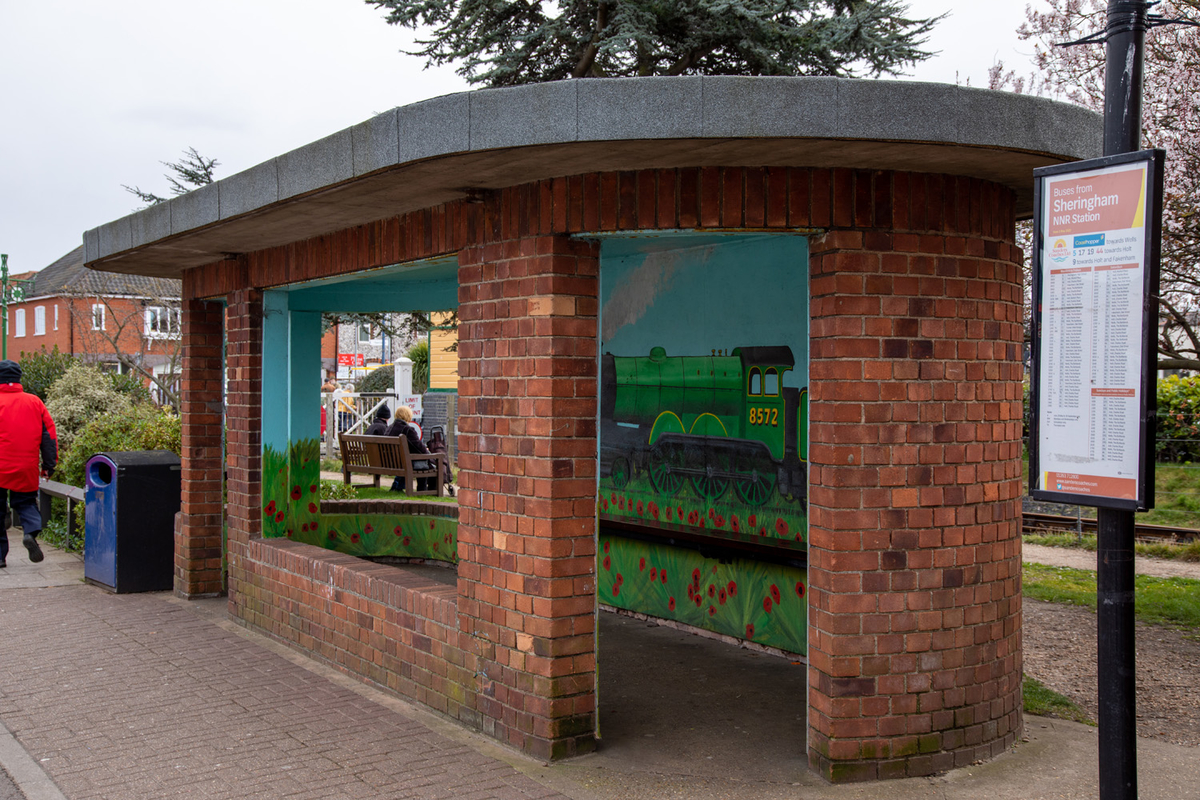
[224,288,265,602]
[176,296,226,597]
[456,233,599,760]
[806,172,1025,781]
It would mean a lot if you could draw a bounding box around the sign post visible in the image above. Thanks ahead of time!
[1030,149,1164,800]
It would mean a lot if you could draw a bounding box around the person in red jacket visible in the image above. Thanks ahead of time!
[0,360,58,567]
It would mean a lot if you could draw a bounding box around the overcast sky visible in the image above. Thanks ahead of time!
[0,1,1043,275]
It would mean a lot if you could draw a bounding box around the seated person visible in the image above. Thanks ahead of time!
[385,405,435,493]
[364,405,391,435]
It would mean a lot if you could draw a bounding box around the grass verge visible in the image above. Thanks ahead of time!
[1022,676,1094,725]
[1023,563,1200,630]
[1024,532,1200,562]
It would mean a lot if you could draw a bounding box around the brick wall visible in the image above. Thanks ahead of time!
[179,166,1023,777]
[455,234,600,759]
[176,298,226,596]
[806,173,1024,781]
[225,287,264,603]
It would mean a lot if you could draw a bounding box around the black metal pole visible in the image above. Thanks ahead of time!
[1096,507,1137,799]
[1098,4,1146,799]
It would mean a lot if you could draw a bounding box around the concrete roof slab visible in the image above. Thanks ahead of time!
[702,76,839,138]
[130,201,172,250]
[836,79,960,142]
[277,129,354,202]
[220,160,280,220]
[398,93,470,164]
[169,182,219,235]
[578,76,703,140]
[469,81,579,150]
[82,76,1102,278]
[352,107,399,177]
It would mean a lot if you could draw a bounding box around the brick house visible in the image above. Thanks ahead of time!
[82,77,1100,781]
[5,246,182,400]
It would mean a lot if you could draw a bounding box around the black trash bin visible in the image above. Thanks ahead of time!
[83,451,181,593]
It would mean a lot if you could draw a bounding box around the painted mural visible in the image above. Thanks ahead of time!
[262,439,457,562]
[598,233,808,654]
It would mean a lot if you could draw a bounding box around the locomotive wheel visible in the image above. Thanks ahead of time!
[734,455,776,506]
[610,456,631,489]
[690,465,729,502]
[649,446,685,496]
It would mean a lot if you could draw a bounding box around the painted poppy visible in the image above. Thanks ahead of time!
[748,514,757,529]
[364,524,374,534]
[603,540,610,553]
[274,511,284,523]
[707,584,715,598]
[603,556,611,571]
[763,597,773,613]
[329,531,338,540]
[636,500,644,516]
[403,536,411,546]
[795,582,806,598]
[687,510,699,525]
[776,518,789,537]
[394,526,403,536]
[708,606,716,617]
[745,624,755,639]
[770,584,781,605]
[612,584,620,597]
[351,533,360,544]
[308,503,317,514]
[639,557,646,571]
[692,568,701,586]
[694,595,702,607]
[290,486,301,500]
[668,597,676,611]
[727,580,737,596]
[665,507,673,521]
[650,567,657,582]
[660,570,667,584]
[309,485,318,494]
[649,503,659,520]
[718,588,726,605]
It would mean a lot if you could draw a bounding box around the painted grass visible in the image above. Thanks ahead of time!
[351,485,458,503]
[1022,676,1094,725]
[1022,563,1200,631]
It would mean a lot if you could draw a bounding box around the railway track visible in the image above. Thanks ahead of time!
[1022,512,1200,544]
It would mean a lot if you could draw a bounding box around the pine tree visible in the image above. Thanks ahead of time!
[366,0,941,86]
[123,147,220,208]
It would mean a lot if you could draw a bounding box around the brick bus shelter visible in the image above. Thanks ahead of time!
[84,77,1099,782]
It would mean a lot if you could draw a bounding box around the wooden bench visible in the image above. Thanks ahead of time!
[338,433,447,497]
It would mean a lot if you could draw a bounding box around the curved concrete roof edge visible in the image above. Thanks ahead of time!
[83,76,1102,270]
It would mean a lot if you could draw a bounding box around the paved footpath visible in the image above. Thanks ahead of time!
[1,540,1198,800]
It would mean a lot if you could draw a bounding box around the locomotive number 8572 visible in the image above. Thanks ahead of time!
[600,345,807,507]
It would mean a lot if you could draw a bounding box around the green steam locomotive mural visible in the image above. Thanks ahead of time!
[598,233,808,654]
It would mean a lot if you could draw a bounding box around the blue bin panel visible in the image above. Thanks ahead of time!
[84,456,119,589]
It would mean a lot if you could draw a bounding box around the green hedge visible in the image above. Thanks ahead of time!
[1156,374,1200,463]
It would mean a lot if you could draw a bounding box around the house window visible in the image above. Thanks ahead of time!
[145,306,180,339]
[53,304,59,331]
[34,306,45,336]
[92,304,105,331]
[358,322,381,344]
[14,309,25,338]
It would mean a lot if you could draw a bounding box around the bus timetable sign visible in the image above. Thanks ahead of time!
[1029,149,1164,511]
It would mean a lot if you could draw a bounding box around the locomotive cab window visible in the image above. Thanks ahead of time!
[764,368,780,396]
[748,368,762,395]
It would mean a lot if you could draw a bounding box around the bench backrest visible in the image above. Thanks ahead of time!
[340,433,410,467]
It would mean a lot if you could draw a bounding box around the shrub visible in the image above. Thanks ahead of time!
[1156,374,1200,463]
[46,363,130,456]
[110,370,152,404]
[57,403,182,488]
[407,340,430,394]
[17,347,78,400]
[356,364,394,394]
